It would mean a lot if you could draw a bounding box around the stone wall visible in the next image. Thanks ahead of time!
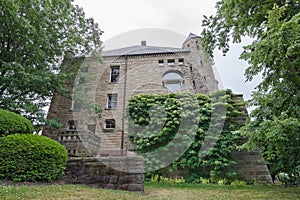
[231,145,272,182]
[62,156,144,192]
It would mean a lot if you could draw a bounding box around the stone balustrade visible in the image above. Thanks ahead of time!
[58,130,101,157]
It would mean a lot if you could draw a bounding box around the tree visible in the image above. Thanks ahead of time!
[201,1,300,181]
[0,0,102,123]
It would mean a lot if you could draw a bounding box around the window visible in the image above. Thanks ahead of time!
[77,76,85,84]
[68,120,78,130]
[107,94,118,109]
[162,71,184,93]
[110,66,120,83]
[158,59,164,66]
[178,58,184,65]
[104,119,116,129]
[72,100,81,111]
[167,59,175,66]
[87,124,96,133]
[81,67,88,73]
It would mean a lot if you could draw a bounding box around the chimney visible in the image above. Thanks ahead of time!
[141,41,146,46]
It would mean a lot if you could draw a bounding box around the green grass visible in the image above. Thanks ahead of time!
[0,182,299,200]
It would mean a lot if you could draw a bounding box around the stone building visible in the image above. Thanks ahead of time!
[43,33,272,183]
[44,33,218,155]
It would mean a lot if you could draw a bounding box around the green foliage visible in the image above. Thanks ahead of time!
[128,90,245,180]
[202,1,300,181]
[201,0,300,56]
[230,180,247,186]
[199,177,210,184]
[0,134,68,182]
[149,174,186,184]
[0,109,33,136]
[0,0,103,123]
[239,6,300,179]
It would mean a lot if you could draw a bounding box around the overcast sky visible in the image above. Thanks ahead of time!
[74,0,260,101]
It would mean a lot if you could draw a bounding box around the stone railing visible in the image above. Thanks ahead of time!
[58,130,101,157]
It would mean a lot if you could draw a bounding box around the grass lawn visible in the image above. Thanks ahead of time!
[0,182,299,200]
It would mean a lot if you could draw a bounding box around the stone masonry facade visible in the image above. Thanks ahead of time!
[43,33,272,187]
[44,33,219,156]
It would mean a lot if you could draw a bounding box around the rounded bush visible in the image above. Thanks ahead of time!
[0,134,68,182]
[0,109,34,136]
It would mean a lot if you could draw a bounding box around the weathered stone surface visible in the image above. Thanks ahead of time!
[62,157,144,192]
[43,33,218,157]
[231,148,272,183]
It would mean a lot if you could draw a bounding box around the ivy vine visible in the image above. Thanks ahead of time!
[128,89,246,179]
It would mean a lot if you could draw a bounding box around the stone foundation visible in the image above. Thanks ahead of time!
[62,156,144,192]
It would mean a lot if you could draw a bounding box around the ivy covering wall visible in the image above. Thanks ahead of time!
[128,90,246,179]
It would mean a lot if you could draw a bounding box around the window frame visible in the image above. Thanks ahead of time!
[87,124,96,133]
[71,100,81,111]
[107,94,118,109]
[178,58,184,65]
[167,59,175,66]
[104,119,116,129]
[109,66,120,83]
[158,59,164,66]
[68,120,78,130]
[162,71,184,93]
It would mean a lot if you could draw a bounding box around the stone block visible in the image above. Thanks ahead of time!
[128,184,144,192]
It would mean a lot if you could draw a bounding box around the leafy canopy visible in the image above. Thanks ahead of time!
[201,0,300,180]
[0,0,102,123]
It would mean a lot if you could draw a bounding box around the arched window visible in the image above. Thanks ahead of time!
[162,71,184,93]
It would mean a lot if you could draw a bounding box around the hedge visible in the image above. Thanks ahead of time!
[0,134,68,182]
[0,109,33,136]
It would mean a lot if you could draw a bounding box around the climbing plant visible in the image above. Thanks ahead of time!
[128,90,246,180]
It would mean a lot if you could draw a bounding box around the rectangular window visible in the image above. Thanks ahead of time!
[81,67,88,73]
[104,119,116,129]
[72,100,81,111]
[77,77,85,84]
[68,120,78,130]
[158,60,164,66]
[110,66,120,83]
[167,59,175,66]
[87,124,96,133]
[107,94,118,109]
[178,58,184,65]
[166,83,181,93]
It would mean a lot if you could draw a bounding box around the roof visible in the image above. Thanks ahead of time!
[102,45,189,57]
[183,32,201,44]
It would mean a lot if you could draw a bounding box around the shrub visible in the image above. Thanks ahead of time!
[0,134,68,182]
[0,109,33,136]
